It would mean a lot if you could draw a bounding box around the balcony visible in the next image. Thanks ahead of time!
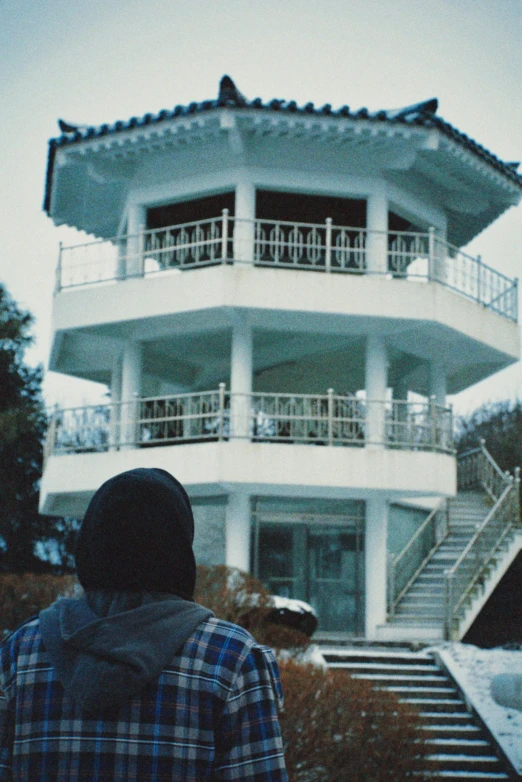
[45,389,454,459]
[55,213,518,322]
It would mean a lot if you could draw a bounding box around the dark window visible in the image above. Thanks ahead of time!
[147,192,235,229]
[256,191,366,227]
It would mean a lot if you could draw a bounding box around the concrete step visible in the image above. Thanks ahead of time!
[425,738,494,756]
[421,723,483,739]
[420,711,482,724]
[351,673,449,686]
[425,754,506,773]
[325,647,511,779]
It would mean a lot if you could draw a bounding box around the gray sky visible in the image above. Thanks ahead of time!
[1,0,521,413]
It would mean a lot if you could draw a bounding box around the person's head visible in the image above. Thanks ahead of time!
[75,468,196,599]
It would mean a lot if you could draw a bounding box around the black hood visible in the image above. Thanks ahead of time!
[40,592,212,714]
[75,468,197,598]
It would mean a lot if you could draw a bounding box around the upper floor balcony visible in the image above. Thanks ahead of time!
[45,388,454,458]
[41,388,456,516]
[55,212,518,323]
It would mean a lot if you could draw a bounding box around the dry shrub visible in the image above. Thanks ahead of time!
[0,573,78,635]
[195,565,311,651]
[279,658,428,782]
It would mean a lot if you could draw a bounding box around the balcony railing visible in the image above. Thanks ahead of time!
[445,442,521,639]
[44,388,454,459]
[55,212,518,321]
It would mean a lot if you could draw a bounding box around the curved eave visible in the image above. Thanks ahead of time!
[44,108,522,244]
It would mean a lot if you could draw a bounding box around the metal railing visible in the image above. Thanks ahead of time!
[457,438,510,500]
[387,399,453,453]
[444,442,521,638]
[55,213,518,322]
[44,388,453,457]
[388,499,449,618]
[387,440,521,630]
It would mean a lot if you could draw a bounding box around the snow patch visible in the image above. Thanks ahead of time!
[271,595,317,617]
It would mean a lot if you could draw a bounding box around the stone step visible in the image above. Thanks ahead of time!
[326,661,439,673]
[401,698,468,711]
[350,673,450,686]
[421,724,483,739]
[425,754,506,773]
[420,712,479,724]
[420,773,508,780]
[425,738,495,756]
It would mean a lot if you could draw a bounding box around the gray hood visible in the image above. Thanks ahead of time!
[40,592,212,714]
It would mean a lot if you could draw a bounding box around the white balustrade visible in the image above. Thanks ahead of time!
[45,390,453,457]
[55,214,517,321]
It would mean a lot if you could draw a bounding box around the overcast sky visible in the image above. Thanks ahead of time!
[1,0,521,414]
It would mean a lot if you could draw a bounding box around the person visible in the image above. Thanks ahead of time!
[0,468,288,781]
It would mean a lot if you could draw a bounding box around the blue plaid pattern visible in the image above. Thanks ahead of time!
[0,616,287,781]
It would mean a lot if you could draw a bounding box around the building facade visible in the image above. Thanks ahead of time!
[41,77,522,640]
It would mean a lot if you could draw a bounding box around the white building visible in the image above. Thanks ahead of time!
[41,76,522,641]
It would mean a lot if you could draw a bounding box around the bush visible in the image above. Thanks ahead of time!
[194,565,311,650]
[278,658,429,782]
[0,573,78,635]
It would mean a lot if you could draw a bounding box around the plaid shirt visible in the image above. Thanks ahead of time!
[0,615,288,781]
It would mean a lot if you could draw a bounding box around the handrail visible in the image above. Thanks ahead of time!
[54,213,518,322]
[388,498,448,617]
[457,439,510,497]
[450,483,513,578]
[444,445,521,639]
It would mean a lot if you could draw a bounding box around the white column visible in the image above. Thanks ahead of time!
[365,335,387,448]
[233,181,256,263]
[121,341,142,446]
[365,497,388,638]
[110,354,123,403]
[226,492,251,571]
[230,312,253,438]
[126,204,147,277]
[429,362,447,407]
[366,190,388,274]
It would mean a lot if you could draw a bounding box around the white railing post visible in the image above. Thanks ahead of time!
[428,226,435,281]
[476,254,483,305]
[55,242,63,293]
[44,404,59,464]
[325,218,332,273]
[221,209,229,263]
[429,395,437,451]
[387,553,395,617]
[444,570,454,640]
[218,383,226,441]
[327,388,334,445]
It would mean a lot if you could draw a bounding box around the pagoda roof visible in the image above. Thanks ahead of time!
[44,75,522,217]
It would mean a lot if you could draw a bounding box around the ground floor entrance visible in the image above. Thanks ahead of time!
[252,498,365,633]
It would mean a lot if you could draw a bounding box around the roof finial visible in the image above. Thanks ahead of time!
[218,75,246,107]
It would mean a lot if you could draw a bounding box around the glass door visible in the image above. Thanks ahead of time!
[308,526,364,633]
[255,517,364,633]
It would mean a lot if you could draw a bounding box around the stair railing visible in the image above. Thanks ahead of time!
[388,498,449,618]
[457,438,510,500]
[444,444,521,639]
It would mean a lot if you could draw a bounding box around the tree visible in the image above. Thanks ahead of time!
[0,283,55,571]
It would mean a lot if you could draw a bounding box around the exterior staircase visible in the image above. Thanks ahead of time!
[322,647,515,781]
[384,442,522,641]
